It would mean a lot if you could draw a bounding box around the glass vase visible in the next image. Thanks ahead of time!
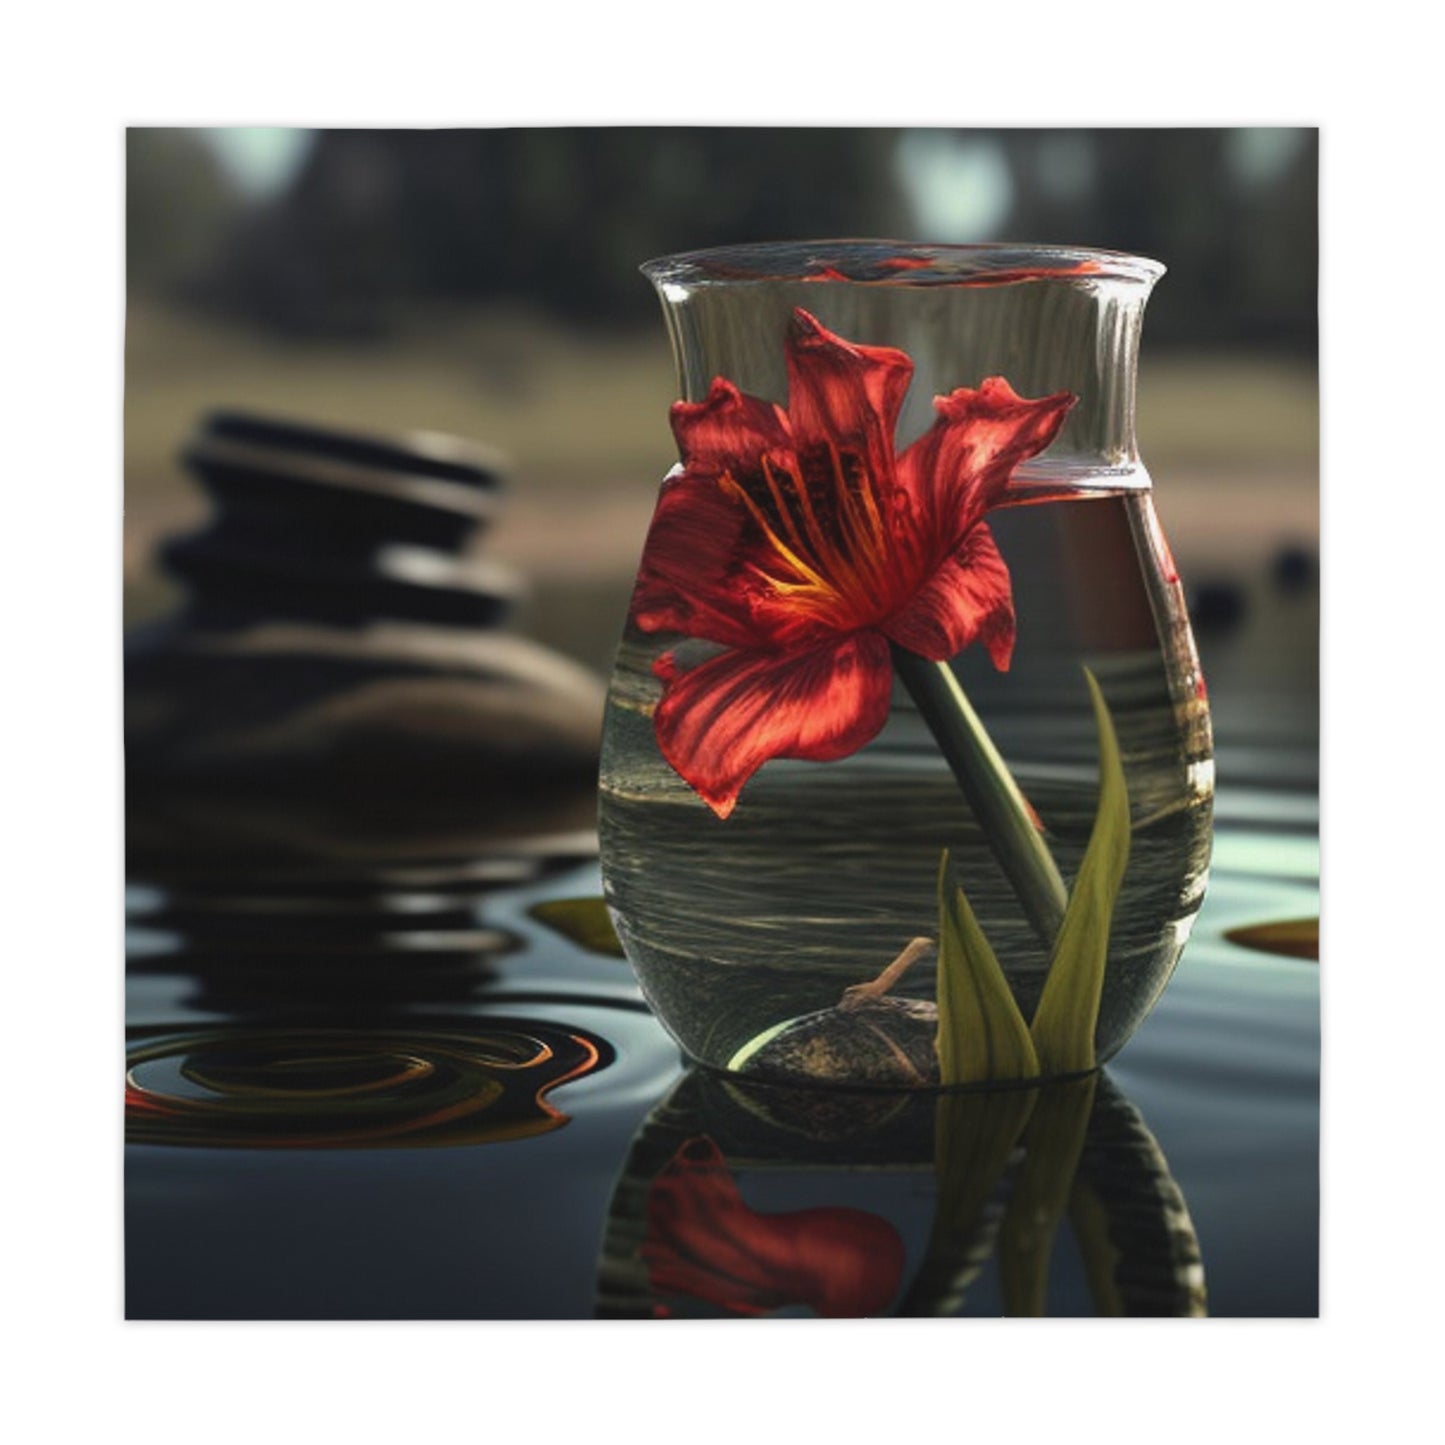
[600,241,1212,1089]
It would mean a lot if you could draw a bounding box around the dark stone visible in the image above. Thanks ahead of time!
[734,997,941,1089]
[165,410,513,628]
[126,410,607,827]
[1271,544,1316,593]
[1187,580,1247,634]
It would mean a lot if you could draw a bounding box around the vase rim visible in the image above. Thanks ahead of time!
[642,239,1165,290]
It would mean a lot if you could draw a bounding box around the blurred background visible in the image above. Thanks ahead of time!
[125,125,1318,682]
[120,128,1321,1324]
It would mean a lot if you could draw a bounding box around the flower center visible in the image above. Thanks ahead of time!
[718,445,918,630]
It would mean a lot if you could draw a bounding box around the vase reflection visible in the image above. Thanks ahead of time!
[597,1067,1205,1318]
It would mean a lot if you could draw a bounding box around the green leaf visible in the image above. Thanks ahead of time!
[935,850,1040,1086]
[1224,917,1319,961]
[998,1075,1098,1316]
[896,1086,1037,1316]
[1068,1180,1127,1317]
[1029,669,1131,1076]
[527,897,626,958]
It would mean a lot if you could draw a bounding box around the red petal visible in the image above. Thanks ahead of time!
[652,632,893,817]
[642,1136,905,1318]
[775,1209,906,1317]
[897,378,1075,541]
[669,376,791,479]
[785,308,913,484]
[635,378,801,649]
[883,522,1016,668]
[629,471,768,650]
[644,1140,783,1311]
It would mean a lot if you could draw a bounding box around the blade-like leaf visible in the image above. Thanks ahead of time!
[1030,669,1131,1076]
[1224,917,1319,961]
[998,1075,1097,1316]
[935,850,1040,1086]
[896,1086,1037,1316]
[528,897,626,958]
[1068,1181,1127,1317]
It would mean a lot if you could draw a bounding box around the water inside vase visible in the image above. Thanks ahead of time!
[599,478,1213,1087]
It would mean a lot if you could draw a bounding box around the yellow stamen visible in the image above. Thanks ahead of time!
[785,458,833,566]
[719,471,839,599]
[759,455,808,553]
[846,443,888,557]
[825,440,890,599]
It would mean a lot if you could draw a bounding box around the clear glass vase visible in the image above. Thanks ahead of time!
[600,241,1213,1089]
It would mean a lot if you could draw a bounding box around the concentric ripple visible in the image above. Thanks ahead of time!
[126,1021,610,1149]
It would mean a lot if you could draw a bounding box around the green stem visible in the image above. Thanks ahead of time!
[890,644,1068,947]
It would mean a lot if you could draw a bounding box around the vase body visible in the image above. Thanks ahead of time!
[600,242,1213,1088]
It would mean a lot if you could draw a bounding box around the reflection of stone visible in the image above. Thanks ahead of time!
[125,1020,611,1149]
[718,1075,916,1144]
[126,782,600,874]
[596,1067,1206,1318]
[126,411,605,810]
[128,873,517,1012]
[127,837,598,1015]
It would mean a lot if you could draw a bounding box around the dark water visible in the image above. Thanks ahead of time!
[124,578,1318,1319]
[125,794,1316,1318]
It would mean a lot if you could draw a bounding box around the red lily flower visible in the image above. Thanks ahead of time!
[632,307,1075,817]
[642,1135,905,1318]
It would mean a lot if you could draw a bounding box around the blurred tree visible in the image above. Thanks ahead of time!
[127,129,243,296]
[192,128,910,335]
[993,128,1317,352]
[146,126,1316,352]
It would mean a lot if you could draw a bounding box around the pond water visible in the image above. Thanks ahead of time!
[124,584,1318,1319]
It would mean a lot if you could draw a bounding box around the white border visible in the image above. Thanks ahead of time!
[3,2,1437,1439]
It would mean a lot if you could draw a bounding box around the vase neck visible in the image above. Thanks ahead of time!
[646,242,1162,483]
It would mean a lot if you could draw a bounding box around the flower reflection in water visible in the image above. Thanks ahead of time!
[642,1135,905,1319]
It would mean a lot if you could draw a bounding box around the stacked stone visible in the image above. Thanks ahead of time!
[126,411,605,826]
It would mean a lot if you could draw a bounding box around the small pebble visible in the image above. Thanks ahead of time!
[1189,581,1246,634]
